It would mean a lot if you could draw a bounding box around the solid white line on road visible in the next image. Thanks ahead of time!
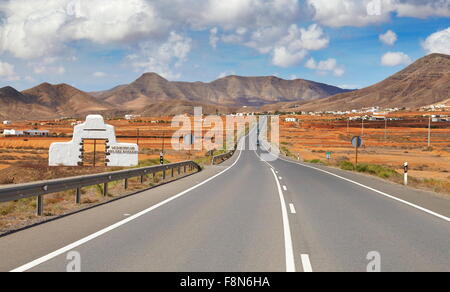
[289,204,296,214]
[279,177,282,180]
[10,144,246,272]
[271,168,296,272]
[301,254,313,272]
[283,158,450,223]
[261,147,450,223]
[283,185,288,191]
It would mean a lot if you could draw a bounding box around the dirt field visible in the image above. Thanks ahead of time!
[1,112,448,233]
[278,112,450,195]
[0,115,251,233]
[0,116,246,171]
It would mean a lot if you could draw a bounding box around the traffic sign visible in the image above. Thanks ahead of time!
[352,136,363,148]
[351,136,363,166]
[326,152,331,160]
[184,134,195,146]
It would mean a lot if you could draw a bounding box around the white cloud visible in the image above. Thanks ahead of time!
[93,72,107,78]
[209,27,219,49]
[307,0,391,27]
[0,0,304,60]
[28,57,66,75]
[394,0,450,18]
[273,47,308,68]
[305,58,345,76]
[1,0,449,84]
[338,84,359,89]
[422,27,450,55]
[131,32,192,80]
[56,66,66,75]
[379,30,398,45]
[381,51,412,66]
[307,0,450,27]
[0,0,448,61]
[0,61,19,81]
[272,24,329,67]
[0,0,167,59]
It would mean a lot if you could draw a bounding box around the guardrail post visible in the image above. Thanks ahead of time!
[2,161,201,211]
[36,195,44,216]
[103,183,108,196]
[76,188,81,204]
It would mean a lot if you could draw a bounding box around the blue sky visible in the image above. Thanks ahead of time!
[0,0,449,92]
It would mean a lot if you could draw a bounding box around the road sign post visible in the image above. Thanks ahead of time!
[352,136,363,168]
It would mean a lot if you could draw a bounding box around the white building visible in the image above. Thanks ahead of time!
[3,129,24,136]
[49,115,139,167]
[2,120,12,125]
[285,118,298,122]
[125,114,141,120]
[24,130,50,137]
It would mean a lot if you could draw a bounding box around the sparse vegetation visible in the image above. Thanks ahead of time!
[279,113,450,196]
[306,159,325,164]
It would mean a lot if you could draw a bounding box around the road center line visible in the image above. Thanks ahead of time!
[301,254,313,272]
[11,142,245,272]
[260,145,450,223]
[270,168,296,272]
[289,204,296,214]
[283,185,288,191]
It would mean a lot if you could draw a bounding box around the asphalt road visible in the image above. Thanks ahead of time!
[1,130,449,272]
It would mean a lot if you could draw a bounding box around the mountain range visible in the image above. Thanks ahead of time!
[297,53,450,112]
[0,53,448,120]
[0,75,349,120]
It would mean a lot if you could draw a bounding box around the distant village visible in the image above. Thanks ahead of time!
[1,103,449,137]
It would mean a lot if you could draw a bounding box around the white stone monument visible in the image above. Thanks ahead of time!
[49,115,139,167]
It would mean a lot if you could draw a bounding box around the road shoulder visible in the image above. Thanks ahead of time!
[278,154,450,219]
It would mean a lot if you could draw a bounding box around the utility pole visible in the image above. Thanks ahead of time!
[428,115,432,148]
[160,130,165,165]
[93,139,97,167]
[361,117,365,136]
[136,128,140,146]
[161,130,165,154]
[384,117,388,142]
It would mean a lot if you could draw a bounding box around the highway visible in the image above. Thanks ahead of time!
[1,131,450,272]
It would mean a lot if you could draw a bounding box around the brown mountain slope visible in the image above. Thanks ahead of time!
[0,83,114,120]
[300,53,450,111]
[22,83,113,115]
[97,73,350,110]
[0,86,54,120]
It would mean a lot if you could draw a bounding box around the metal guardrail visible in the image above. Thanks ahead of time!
[0,161,201,216]
[211,149,236,165]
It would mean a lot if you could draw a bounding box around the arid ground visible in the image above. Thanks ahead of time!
[0,116,243,233]
[278,111,450,195]
[0,113,449,233]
